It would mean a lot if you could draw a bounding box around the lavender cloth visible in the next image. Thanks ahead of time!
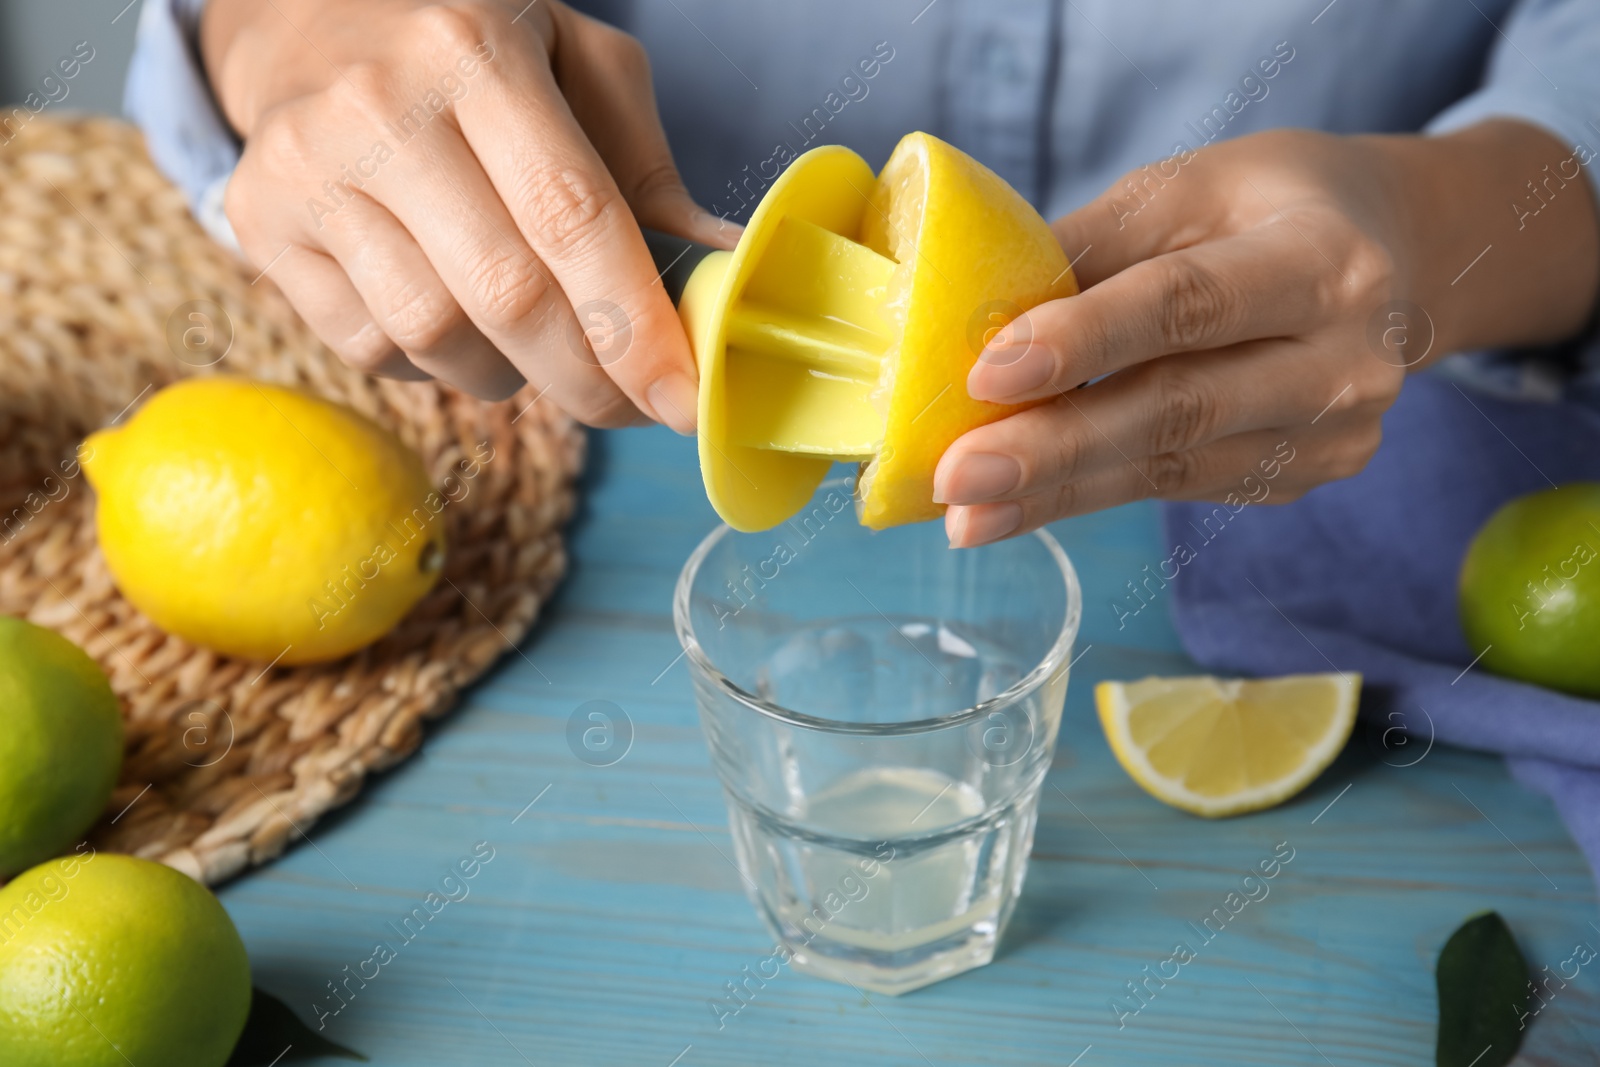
[1162,371,1600,881]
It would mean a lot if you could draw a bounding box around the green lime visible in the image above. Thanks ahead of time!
[1459,483,1600,698]
[0,616,123,878]
[0,853,252,1067]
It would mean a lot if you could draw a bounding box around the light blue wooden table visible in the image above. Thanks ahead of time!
[220,426,1600,1066]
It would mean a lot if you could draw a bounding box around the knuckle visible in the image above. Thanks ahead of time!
[325,61,395,123]
[1343,236,1397,304]
[1342,381,1382,414]
[1148,365,1222,454]
[408,4,488,56]
[1306,269,1344,319]
[517,161,619,257]
[251,113,315,177]
[566,386,640,430]
[1047,424,1085,485]
[598,25,651,77]
[1065,305,1117,379]
[221,178,262,245]
[1143,448,1196,496]
[621,35,652,79]
[463,250,550,332]
[1344,361,1402,411]
[1332,425,1383,480]
[1050,479,1084,518]
[336,326,401,372]
[1294,214,1393,316]
[626,159,688,209]
[1156,259,1236,350]
[379,284,461,352]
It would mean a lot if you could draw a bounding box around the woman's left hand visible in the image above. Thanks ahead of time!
[934,122,1600,547]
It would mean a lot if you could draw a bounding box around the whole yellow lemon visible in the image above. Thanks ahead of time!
[82,377,446,665]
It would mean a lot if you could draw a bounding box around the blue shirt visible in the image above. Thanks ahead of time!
[127,0,1600,393]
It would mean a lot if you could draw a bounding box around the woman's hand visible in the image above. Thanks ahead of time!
[202,0,732,429]
[935,122,1600,546]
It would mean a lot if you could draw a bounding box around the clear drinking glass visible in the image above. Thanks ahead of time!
[674,477,1082,994]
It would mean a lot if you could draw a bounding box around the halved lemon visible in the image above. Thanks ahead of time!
[1095,673,1361,818]
[681,132,1077,532]
[856,133,1078,528]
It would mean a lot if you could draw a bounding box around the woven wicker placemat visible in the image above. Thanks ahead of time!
[0,117,584,885]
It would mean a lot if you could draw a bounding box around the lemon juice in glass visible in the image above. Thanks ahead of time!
[675,477,1081,994]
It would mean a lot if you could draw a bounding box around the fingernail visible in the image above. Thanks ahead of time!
[968,342,1053,401]
[647,374,698,435]
[945,502,1023,548]
[933,452,1020,504]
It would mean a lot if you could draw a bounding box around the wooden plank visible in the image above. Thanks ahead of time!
[219,426,1600,1065]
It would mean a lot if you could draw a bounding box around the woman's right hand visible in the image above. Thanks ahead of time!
[202,0,732,430]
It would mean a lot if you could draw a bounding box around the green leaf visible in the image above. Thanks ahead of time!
[1435,911,1530,1067]
[227,987,368,1065]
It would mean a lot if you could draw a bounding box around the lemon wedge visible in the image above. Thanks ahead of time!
[1095,673,1361,817]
